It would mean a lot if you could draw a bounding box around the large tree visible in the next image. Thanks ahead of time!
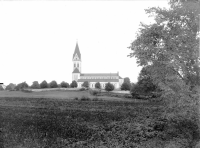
[129,0,200,96]
[128,1,200,145]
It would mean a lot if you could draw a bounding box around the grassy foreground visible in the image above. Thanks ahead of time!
[0,91,199,147]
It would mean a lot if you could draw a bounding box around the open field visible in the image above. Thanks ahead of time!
[0,90,132,101]
[0,91,198,148]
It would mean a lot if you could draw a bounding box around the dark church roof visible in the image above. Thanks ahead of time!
[73,43,81,60]
[72,68,80,73]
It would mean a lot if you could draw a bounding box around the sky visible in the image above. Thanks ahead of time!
[0,0,169,86]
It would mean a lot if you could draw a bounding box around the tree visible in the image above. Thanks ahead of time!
[49,80,58,88]
[40,80,48,89]
[0,85,4,91]
[15,82,29,91]
[121,82,131,91]
[82,81,89,88]
[5,83,16,91]
[128,0,200,99]
[121,77,131,90]
[60,81,69,88]
[128,1,200,146]
[124,77,131,84]
[105,82,114,92]
[128,1,200,89]
[70,80,77,88]
[95,82,101,89]
[31,81,40,89]
[130,72,161,99]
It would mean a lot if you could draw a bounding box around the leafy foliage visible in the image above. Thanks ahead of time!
[105,83,114,92]
[70,80,78,88]
[130,66,162,99]
[49,80,58,88]
[5,83,16,91]
[121,82,131,91]
[60,81,69,88]
[128,1,200,146]
[89,89,99,96]
[95,82,101,89]
[15,82,29,91]
[124,77,131,84]
[0,85,4,91]
[40,80,48,89]
[31,81,40,89]
[82,81,89,88]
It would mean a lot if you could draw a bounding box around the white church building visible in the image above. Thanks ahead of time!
[72,43,124,89]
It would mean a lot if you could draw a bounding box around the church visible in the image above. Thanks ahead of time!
[72,43,124,89]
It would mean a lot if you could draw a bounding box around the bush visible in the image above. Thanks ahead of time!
[80,96,90,101]
[70,80,78,88]
[82,81,89,88]
[74,97,78,100]
[89,89,99,96]
[95,82,101,89]
[60,81,69,88]
[79,88,86,91]
[40,80,48,89]
[31,81,40,89]
[49,80,58,88]
[105,83,114,92]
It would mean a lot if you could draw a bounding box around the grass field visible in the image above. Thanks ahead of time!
[0,90,132,101]
[0,90,198,148]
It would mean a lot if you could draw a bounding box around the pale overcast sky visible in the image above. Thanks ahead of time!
[0,1,169,86]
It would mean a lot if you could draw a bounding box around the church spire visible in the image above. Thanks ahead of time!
[73,42,81,60]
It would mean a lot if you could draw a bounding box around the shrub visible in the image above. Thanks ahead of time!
[49,80,58,88]
[79,88,86,91]
[89,89,99,96]
[31,81,40,89]
[74,97,78,100]
[105,83,114,92]
[40,80,48,89]
[70,80,78,88]
[80,96,90,101]
[95,82,101,89]
[82,81,89,88]
[60,81,69,88]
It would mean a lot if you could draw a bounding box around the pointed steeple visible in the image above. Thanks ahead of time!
[73,42,81,60]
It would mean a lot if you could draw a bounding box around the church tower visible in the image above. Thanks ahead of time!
[72,42,81,81]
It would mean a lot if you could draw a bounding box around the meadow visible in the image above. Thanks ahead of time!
[0,90,198,148]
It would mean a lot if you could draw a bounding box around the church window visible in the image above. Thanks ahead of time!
[77,63,79,67]
[74,63,76,67]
